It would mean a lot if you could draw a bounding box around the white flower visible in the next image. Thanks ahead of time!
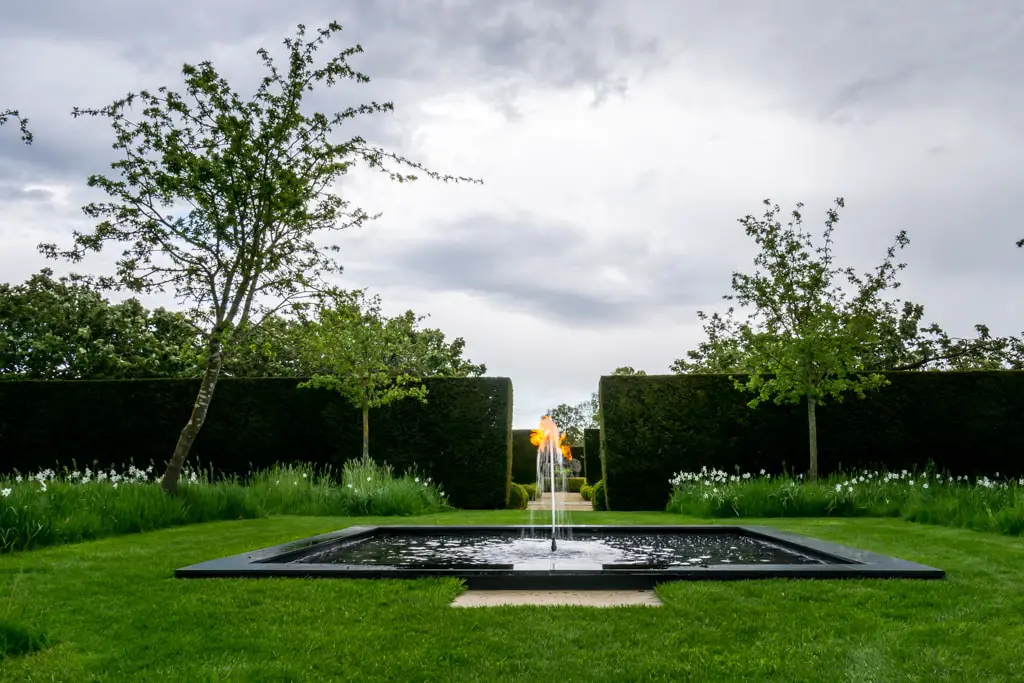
[366,476,371,482]
[415,477,420,483]
[1,488,10,497]
[835,484,842,492]
[302,473,308,479]
[14,475,21,483]
[346,484,353,489]
[112,482,118,489]
[39,482,47,493]
[908,480,915,486]
[922,483,929,489]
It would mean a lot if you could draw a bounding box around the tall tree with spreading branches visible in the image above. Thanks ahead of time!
[299,289,430,460]
[38,22,481,493]
[0,108,32,143]
[686,198,917,482]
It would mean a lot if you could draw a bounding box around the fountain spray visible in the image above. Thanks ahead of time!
[532,415,570,553]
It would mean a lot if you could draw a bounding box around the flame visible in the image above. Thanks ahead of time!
[531,415,572,460]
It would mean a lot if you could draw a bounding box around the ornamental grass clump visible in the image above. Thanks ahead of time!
[666,465,1024,536]
[0,458,448,553]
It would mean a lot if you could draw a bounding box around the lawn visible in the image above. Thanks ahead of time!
[2,511,1022,682]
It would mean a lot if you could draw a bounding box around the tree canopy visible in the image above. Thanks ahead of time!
[677,198,917,481]
[0,269,201,379]
[0,108,32,143]
[36,22,480,492]
[299,289,431,459]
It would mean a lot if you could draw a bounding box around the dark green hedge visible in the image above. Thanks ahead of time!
[511,429,536,484]
[599,371,1024,511]
[0,377,514,509]
[583,428,601,484]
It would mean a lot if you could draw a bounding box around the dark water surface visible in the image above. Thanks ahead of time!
[291,531,831,570]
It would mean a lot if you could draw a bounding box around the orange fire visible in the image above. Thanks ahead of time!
[530,415,572,460]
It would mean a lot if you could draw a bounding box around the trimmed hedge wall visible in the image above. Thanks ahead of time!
[600,371,1024,511]
[0,377,514,509]
[583,428,601,484]
[511,429,536,484]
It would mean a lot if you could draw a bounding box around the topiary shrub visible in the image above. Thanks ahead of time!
[522,483,538,501]
[507,482,529,510]
[580,484,593,501]
[567,477,586,493]
[591,480,607,510]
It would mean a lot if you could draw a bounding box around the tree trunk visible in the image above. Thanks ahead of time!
[160,331,225,494]
[806,395,819,484]
[361,396,370,461]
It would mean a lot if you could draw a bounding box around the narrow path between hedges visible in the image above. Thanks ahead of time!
[527,492,593,511]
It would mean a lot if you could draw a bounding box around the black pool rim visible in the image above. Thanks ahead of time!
[174,525,945,589]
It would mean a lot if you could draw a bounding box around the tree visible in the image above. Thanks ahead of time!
[673,303,1023,374]
[0,108,32,143]
[545,401,596,445]
[39,22,480,493]
[688,198,916,482]
[404,327,486,378]
[299,289,429,460]
[0,269,201,379]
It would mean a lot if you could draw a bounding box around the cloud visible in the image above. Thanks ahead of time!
[2,0,1024,427]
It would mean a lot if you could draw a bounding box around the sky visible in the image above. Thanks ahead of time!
[2,1,1023,428]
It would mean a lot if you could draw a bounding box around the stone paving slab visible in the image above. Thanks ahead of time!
[452,590,662,608]
[526,492,593,511]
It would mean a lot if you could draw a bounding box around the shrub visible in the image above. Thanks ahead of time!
[0,620,48,660]
[507,483,529,510]
[0,460,449,553]
[567,477,586,493]
[0,376,514,509]
[599,371,1024,511]
[580,484,593,501]
[583,428,601,484]
[522,483,538,501]
[591,480,607,511]
[666,466,1024,537]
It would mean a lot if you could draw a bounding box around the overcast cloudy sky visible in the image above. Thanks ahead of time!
[2,1,1023,427]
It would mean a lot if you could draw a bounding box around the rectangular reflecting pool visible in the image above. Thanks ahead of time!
[175,525,945,589]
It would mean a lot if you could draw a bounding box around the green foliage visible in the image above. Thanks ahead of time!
[598,371,1024,511]
[510,429,537,484]
[590,480,607,511]
[0,620,47,660]
[0,377,513,509]
[299,289,430,459]
[580,483,593,501]
[37,21,480,492]
[0,461,447,553]
[545,399,597,445]
[0,269,203,379]
[566,477,586,493]
[0,108,32,144]
[522,483,538,501]
[583,428,601,484]
[666,467,1024,537]
[507,483,529,510]
[673,199,921,480]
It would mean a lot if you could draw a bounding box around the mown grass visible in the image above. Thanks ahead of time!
[1,511,1022,681]
[0,457,448,553]
[666,467,1024,536]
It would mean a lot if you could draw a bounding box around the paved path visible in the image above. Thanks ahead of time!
[527,491,593,511]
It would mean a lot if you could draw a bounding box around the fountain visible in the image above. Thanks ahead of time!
[176,420,944,588]
[530,415,572,551]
